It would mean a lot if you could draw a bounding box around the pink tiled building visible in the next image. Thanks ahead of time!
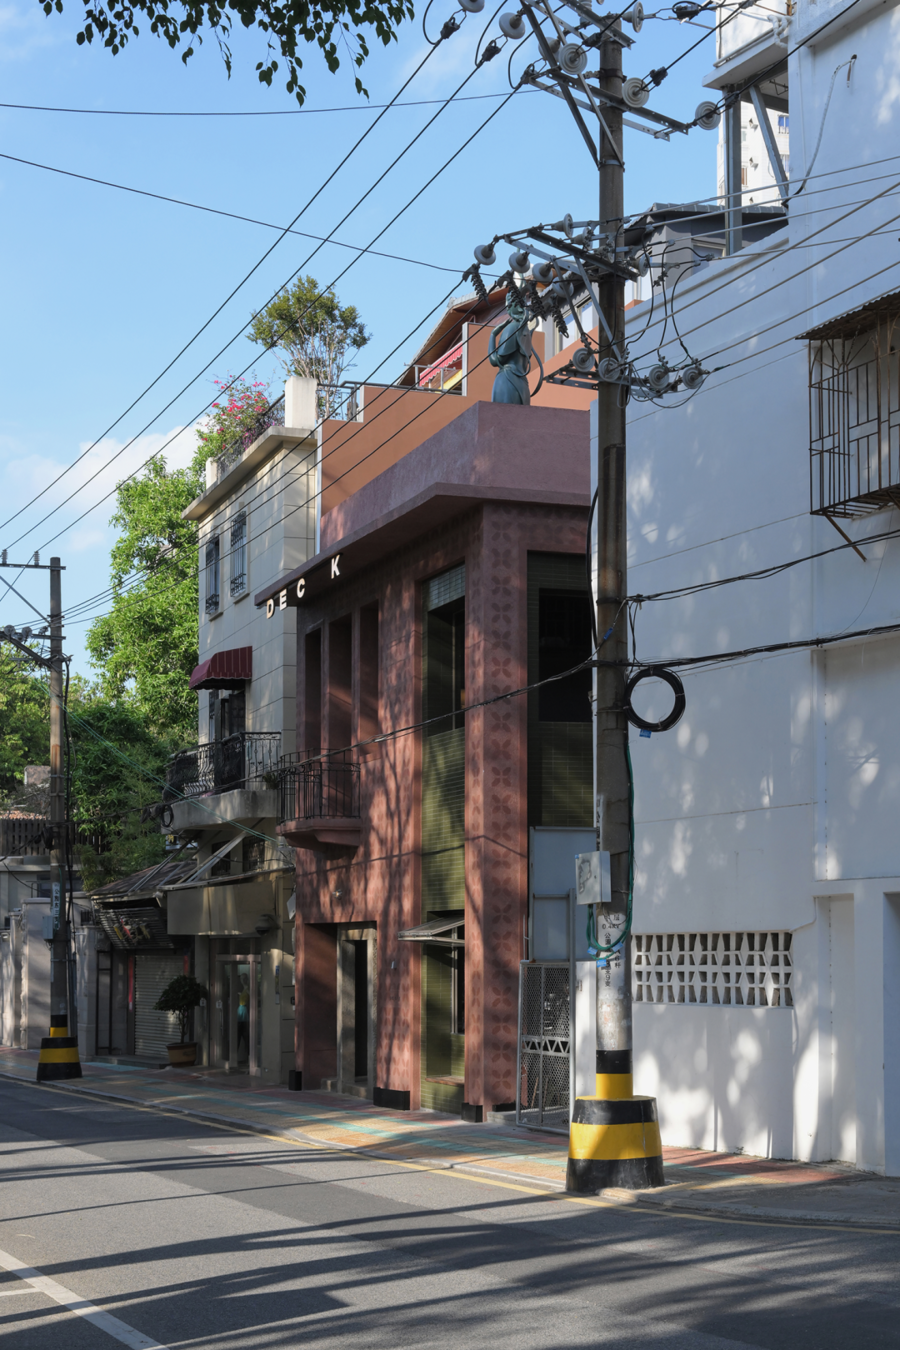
[257,307,593,1117]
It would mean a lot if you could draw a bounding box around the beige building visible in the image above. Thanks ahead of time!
[86,376,319,1076]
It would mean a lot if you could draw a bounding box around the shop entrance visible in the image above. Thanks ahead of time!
[213,956,261,1073]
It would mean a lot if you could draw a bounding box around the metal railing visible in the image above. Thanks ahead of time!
[810,339,900,517]
[164,732,281,800]
[215,394,286,477]
[278,756,360,822]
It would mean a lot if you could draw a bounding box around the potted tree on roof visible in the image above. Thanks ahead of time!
[154,974,208,1067]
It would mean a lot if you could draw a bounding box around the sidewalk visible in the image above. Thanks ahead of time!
[2,1045,898,1232]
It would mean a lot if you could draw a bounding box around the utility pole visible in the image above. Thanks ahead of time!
[467,0,719,1191]
[0,556,81,1078]
[562,15,663,1195]
[38,557,81,1081]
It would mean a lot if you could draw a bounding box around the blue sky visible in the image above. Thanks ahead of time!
[0,0,722,675]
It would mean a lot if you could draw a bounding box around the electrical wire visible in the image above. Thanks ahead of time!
[629,523,900,605]
[14,282,507,631]
[0,91,535,117]
[13,86,520,562]
[630,175,900,370]
[629,618,900,673]
[0,151,471,277]
[0,37,447,539]
[49,315,512,629]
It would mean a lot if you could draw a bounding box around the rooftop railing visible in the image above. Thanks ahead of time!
[215,394,286,477]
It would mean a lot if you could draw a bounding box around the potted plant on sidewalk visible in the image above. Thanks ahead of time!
[154,974,208,1067]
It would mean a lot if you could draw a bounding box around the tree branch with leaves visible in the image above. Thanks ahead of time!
[39,0,415,104]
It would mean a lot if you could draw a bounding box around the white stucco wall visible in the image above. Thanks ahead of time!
[625,0,900,1171]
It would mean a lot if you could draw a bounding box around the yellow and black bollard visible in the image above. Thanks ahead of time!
[566,1048,663,1192]
[35,1015,83,1082]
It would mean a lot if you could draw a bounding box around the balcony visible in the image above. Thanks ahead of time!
[277,756,362,855]
[215,395,286,477]
[161,733,281,831]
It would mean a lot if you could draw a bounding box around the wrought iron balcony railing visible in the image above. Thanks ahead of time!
[278,756,360,823]
[215,394,286,477]
[164,732,281,800]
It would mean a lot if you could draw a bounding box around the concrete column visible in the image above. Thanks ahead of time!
[285,376,317,430]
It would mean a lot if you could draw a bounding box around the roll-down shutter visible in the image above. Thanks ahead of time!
[134,953,183,1059]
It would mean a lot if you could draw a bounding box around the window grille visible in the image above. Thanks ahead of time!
[633,932,793,1007]
[205,537,220,615]
[805,291,900,517]
[230,511,247,597]
[777,114,789,134]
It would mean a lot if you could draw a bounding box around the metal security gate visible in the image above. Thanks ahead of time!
[516,961,570,1131]
[134,953,182,1061]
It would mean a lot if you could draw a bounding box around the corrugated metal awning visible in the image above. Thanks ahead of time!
[398,916,465,947]
[797,287,900,341]
[189,646,252,690]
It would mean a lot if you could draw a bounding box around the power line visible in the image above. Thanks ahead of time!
[57,281,482,621]
[630,176,900,366]
[0,151,469,276]
[50,311,506,628]
[0,38,445,540]
[21,85,520,560]
[630,619,900,674]
[0,91,531,118]
[630,523,900,604]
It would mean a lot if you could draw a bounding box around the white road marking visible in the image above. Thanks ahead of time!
[0,1247,168,1348]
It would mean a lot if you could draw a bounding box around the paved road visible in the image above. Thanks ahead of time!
[0,1078,897,1349]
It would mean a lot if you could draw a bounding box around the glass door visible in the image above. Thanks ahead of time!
[214,956,261,1073]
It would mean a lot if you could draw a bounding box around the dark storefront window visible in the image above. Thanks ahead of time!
[527,555,593,827]
[421,564,466,1114]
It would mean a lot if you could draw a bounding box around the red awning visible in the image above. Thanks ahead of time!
[189,646,252,691]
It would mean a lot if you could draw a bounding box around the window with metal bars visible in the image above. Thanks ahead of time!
[230,511,247,597]
[805,291,900,518]
[205,536,220,615]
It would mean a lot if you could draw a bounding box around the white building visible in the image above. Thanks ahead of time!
[619,0,900,1174]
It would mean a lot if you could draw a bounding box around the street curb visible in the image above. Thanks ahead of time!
[4,1069,900,1233]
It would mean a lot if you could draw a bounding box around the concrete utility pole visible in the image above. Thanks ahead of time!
[37,556,82,1081]
[564,16,663,1195]
[470,0,719,1191]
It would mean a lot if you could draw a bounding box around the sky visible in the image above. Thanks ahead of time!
[0,0,724,676]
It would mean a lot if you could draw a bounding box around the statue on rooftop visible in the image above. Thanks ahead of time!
[488,297,534,405]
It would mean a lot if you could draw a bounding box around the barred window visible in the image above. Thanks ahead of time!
[230,511,247,597]
[205,537,220,616]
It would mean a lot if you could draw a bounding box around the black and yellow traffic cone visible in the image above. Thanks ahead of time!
[35,1015,83,1082]
[566,1049,664,1192]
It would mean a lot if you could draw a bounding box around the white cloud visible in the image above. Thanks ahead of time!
[1,422,201,554]
[0,3,66,62]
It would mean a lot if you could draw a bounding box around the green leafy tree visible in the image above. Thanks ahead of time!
[68,683,173,890]
[39,0,414,104]
[247,276,370,418]
[86,378,271,743]
[86,457,204,744]
[0,652,49,796]
[0,661,171,887]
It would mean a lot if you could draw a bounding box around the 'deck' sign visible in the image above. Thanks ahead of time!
[266,554,341,617]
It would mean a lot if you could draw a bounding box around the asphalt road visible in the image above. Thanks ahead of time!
[0,1078,897,1349]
